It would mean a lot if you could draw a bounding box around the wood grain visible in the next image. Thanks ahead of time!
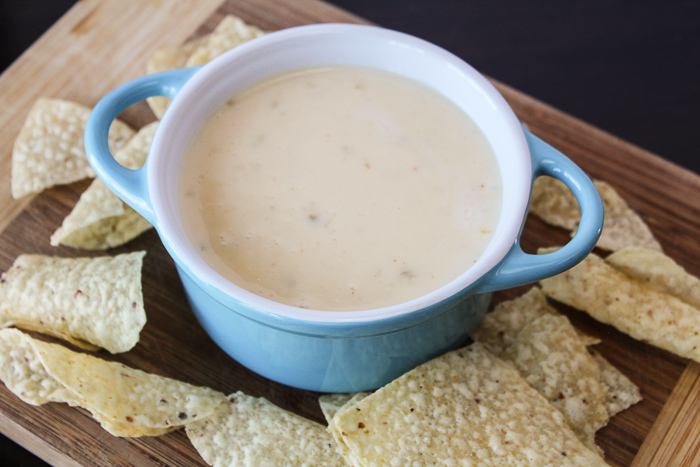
[1,0,699,466]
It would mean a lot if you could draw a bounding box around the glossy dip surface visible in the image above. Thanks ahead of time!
[178,66,502,311]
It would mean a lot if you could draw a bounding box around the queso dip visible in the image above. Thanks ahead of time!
[178,66,502,311]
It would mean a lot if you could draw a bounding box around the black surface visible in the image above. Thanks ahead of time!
[0,1,698,465]
[331,0,700,174]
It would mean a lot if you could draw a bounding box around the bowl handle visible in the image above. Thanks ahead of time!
[84,67,200,225]
[476,127,604,294]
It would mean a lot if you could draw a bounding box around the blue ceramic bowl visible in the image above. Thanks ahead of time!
[85,24,603,392]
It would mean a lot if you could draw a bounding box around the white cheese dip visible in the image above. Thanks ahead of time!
[178,66,502,311]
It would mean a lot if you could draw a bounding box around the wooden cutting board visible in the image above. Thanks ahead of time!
[1,1,699,465]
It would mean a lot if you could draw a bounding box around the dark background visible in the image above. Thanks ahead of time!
[0,0,698,465]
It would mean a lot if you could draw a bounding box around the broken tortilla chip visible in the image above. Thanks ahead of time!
[529,177,662,252]
[11,97,134,199]
[0,329,227,437]
[330,343,605,466]
[607,246,700,309]
[540,251,700,362]
[186,391,346,466]
[50,122,157,250]
[146,16,265,118]
[0,252,146,353]
[500,314,610,454]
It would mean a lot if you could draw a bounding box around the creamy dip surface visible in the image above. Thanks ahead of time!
[178,66,502,311]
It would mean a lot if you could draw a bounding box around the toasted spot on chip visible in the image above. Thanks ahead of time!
[540,251,700,362]
[50,122,157,250]
[501,314,609,454]
[11,98,134,198]
[319,392,370,424]
[186,391,347,466]
[146,16,265,119]
[529,177,662,252]
[0,252,146,353]
[330,343,606,466]
[607,246,700,309]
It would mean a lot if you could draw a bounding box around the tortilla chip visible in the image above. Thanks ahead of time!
[0,329,227,437]
[50,180,152,250]
[186,391,347,466]
[540,251,700,362]
[0,328,78,406]
[529,177,662,252]
[146,16,265,118]
[94,418,177,437]
[50,122,157,250]
[0,252,146,353]
[473,287,599,356]
[529,176,581,231]
[590,181,662,252]
[330,343,605,466]
[146,36,209,119]
[11,98,134,198]
[185,15,266,67]
[472,287,558,355]
[33,338,226,430]
[607,246,700,309]
[590,350,642,418]
[319,392,370,424]
[501,314,609,453]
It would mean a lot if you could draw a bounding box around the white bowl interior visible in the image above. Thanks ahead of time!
[149,24,531,323]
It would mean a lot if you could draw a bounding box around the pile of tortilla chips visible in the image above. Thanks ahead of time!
[541,246,700,363]
[326,343,608,466]
[307,288,643,466]
[474,287,641,454]
[530,172,700,362]
[11,98,154,250]
[0,329,227,437]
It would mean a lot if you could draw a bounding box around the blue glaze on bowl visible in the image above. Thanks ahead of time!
[178,264,492,392]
